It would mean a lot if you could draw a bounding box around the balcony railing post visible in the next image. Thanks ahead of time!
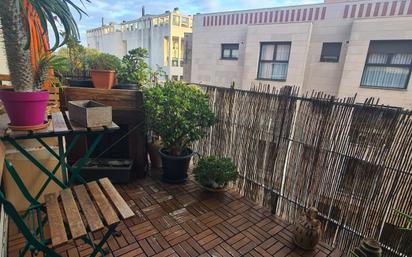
[271,190,279,214]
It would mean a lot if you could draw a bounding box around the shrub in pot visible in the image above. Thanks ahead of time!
[56,37,96,88]
[193,156,238,191]
[87,53,121,89]
[144,81,216,183]
[0,0,85,128]
[115,48,150,90]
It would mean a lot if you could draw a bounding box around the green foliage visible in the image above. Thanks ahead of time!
[143,81,216,156]
[34,54,68,89]
[0,0,87,91]
[87,52,121,71]
[193,156,238,188]
[148,65,166,85]
[24,0,89,50]
[118,48,150,85]
[395,209,412,232]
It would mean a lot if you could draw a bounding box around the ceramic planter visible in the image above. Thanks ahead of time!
[198,182,227,192]
[148,137,163,168]
[0,89,49,128]
[293,207,322,250]
[90,70,116,89]
[352,238,382,257]
[159,148,193,184]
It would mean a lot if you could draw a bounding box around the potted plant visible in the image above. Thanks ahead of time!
[115,48,150,90]
[87,52,121,89]
[193,156,238,191]
[144,81,216,183]
[0,0,86,128]
[56,37,96,88]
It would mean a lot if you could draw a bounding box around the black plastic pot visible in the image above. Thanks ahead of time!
[113,83,139,90]
[159,148,193,184]
[68,78,94,88]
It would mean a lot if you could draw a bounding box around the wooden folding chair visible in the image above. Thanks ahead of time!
[1,176,134,257]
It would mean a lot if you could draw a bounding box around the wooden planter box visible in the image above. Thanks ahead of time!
[68,100,112,127]
[61,87,146,179]
[78,158,134,183]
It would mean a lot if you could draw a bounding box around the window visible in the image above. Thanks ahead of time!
[320,42,342,62]
[221,44,239,60]
[172,75,178,81]
[181,17,189,27]
[257,42,291,81]
[361,40,412,89]
[172,15,180,26]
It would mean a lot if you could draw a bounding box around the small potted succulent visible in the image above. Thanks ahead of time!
[0,0,86,129]
[87,53,121,89]
[144,81,216,183]
[115,48,149,90]
[193,156,238,191]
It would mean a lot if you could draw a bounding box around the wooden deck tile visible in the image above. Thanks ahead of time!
[8,173,341,257]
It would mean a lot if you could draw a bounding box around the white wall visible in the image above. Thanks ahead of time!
[190,0,412,108]
[338,17,412,108]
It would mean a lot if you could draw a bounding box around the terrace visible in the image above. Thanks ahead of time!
[0,78,411,257]
[7,169,341,257]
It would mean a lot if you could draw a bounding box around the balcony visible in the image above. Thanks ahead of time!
[0,74,410,257]
[7,169,342,257]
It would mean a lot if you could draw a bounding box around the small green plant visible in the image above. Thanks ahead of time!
[143,81,216,156]
[34,54,69,88]
[118,48,150,85]
[395,209,412,232]
[193,156,238,189]
[87,52,121,71]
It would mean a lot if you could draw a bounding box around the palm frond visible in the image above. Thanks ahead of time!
[24,0,90,50]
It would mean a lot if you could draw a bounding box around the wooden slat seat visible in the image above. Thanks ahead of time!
[99,178,134,219]
[44,178,134,248]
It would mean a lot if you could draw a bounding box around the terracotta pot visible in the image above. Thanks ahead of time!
[353,238,382,257]
[0,89,49,127]
[293,207,322,250]
[148,137,163,168]
[90,70,116,89]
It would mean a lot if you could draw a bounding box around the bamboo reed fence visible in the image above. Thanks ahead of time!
[192,84,412,257]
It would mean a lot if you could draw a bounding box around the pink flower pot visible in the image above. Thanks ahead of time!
[0,90,49,127]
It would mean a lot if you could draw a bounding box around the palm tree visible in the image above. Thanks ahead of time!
[0,0,88,92]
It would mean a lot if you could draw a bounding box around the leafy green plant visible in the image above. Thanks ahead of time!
[0,0,88,92]
[34,54,68,88]
[149,65,166,85]
[143,81,216,156]
[87,53,121,71]
[193,156,238,189]
[118,48,150,85]
[395,209,412,232]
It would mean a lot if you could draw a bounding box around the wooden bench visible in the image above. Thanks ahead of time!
[0,178,134,257]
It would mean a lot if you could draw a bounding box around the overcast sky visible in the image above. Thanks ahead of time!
[75,0,322,43]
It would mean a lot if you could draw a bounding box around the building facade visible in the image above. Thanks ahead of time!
[87,8,192,80]
[189,0,412,108]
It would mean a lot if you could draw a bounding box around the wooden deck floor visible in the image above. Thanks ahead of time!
[8,173,343,257]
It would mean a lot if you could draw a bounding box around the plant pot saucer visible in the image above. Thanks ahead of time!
[8,120,50,131]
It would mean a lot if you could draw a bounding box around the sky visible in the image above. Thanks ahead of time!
[75,0,322,43]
